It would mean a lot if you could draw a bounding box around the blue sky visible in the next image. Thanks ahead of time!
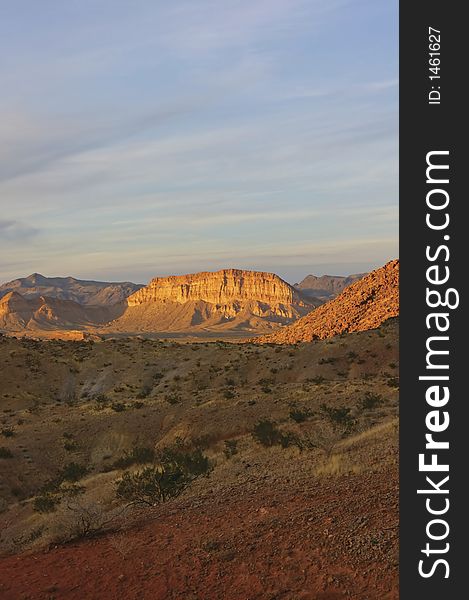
[0,0,398,284]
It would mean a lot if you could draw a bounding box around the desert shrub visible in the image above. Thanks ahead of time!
[320,404,356,434]
[64,440,78,452]
[296,423,344,457]
[318,357,337,365]
[346,351,358,361]
[33,493,60,513]
[165,393,180,405]
[61,462,88,482]
[192,434,215,450]
[116,464,190,505]
[0,446,13,458]
[158,441,210,477]
[289,407,312,423]
[111,402,126,412]
[279,431,297,448]
[1,427,15,438]
[132,401,145,409]
[24,526,46,544]
[94,393,109,405]
[358,392,384,411]
[60,483,85,497]
[308,375,325,385]
[58,501,116,540]
[223,439,238,458]
[113,446,155,469]
[252,420,282,447]
[136,385,152,399]
[223,389,235,399]
[387,377,400,388]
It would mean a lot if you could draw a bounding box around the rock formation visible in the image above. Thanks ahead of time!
[294,272,366,301]
[109,269,317,333]
[0,274,142,306]
[256,260,399,343]
[0,292,119,332]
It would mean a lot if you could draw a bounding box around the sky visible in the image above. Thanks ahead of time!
[0,0,398,285]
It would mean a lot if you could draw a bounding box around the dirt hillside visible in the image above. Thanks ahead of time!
[256,260,398,344]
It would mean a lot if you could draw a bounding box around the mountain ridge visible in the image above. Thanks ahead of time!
[0,274,143,306]
[255,259,399,344]
[294,272,366,300]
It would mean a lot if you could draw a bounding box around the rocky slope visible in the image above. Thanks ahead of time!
[256,260,399,343]
[109,269,317,333]
[0,292,119,332]
[295,272,366,300]
[0,274,142,306]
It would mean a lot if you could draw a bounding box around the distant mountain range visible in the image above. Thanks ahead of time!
[0,273,143,306]
[0,265,397,338]
[0,270,318,335]
[294,273,366,301]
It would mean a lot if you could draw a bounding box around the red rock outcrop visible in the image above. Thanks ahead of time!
[255,259,399,343]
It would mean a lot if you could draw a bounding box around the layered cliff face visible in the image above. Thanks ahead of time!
[110,269,317,333]
[128,270,301,307]
[255,260,399,344]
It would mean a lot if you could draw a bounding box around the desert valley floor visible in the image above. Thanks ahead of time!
[0,319,398,600]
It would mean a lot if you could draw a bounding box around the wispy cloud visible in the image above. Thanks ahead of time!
[0,0,398,283]
[0,219,39,242]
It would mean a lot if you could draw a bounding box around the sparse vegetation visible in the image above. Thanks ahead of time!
[358,392,384,411]
[113,446,155,469]
[0,320,398,561]
[33,494,60,513]
[252,420,281,447]
[115,441,210,506]
[223,439,238,458]
[289,407,312,423]
[320,404,356,434]
[61,462,88,482]
[0,446,13,458]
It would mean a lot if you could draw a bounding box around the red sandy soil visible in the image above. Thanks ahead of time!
[0,466,398,600]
